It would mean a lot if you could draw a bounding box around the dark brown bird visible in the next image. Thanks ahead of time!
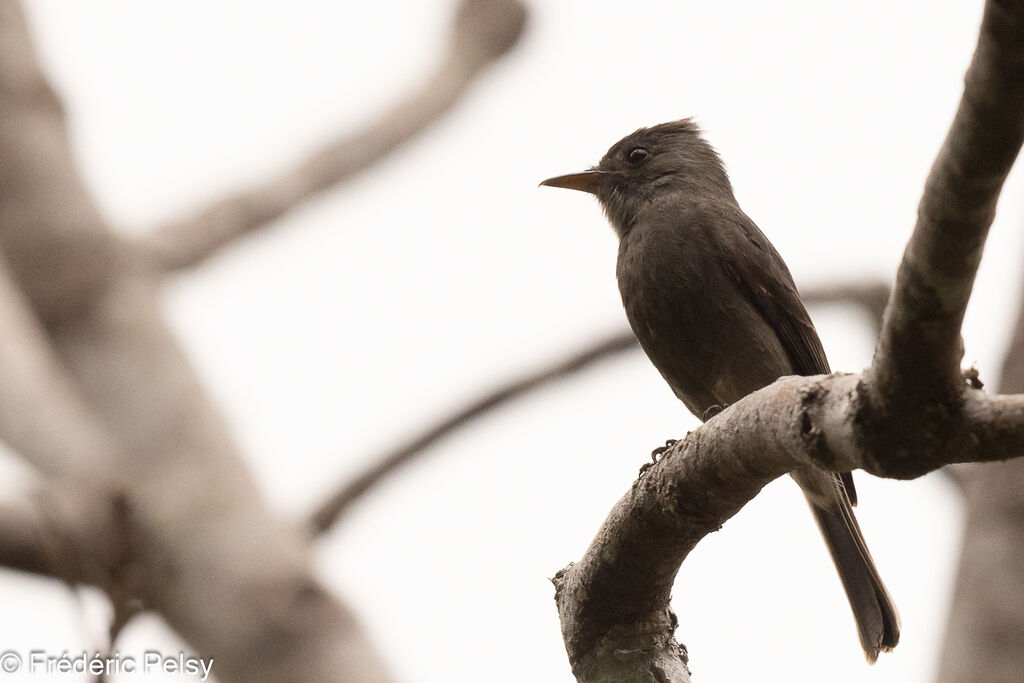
[541,119,899,662]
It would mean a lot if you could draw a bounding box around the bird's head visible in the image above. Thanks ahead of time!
[540,119,733,237]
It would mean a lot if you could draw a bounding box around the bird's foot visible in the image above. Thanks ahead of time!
[651,439,678,460]
[639,439,678,477]
[702,404,729,421]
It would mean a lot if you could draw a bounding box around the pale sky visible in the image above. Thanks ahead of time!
[2,1,1021,681]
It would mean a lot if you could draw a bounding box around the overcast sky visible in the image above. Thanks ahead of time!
[2,0,1022,681]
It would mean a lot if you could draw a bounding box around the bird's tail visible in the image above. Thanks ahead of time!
[808,483,901,662]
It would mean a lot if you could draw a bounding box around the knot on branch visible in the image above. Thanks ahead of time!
[797,384,836,472]
[962,365,984,390]
[853,376,965,479]
[551,563,574,601]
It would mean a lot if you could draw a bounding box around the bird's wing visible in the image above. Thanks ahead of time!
[715,210,830,377]
[715,209,858,505]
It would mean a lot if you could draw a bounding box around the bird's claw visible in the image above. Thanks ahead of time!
[702,404,728,421]
[640,439,679,477]
[650,438,678,460]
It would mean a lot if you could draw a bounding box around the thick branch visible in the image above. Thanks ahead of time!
[555,373,1024,681]
[137,0,526,272]
[310,331,638,534]
[0,487,127,589]
[870,0,1024,406]
[1,0,395,679]
[850,0,1024,482]
[0,501,63,577]
[0,258,115,476]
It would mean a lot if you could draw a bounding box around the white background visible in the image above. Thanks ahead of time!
[1,0,1021,681]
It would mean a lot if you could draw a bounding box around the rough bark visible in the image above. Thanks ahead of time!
[868,0,1024,408]
[554,375,1024,681]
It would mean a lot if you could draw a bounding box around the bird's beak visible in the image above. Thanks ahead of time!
[539,170,606,195]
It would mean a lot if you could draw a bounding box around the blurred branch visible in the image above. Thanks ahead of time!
[0,258,115,477]
[309,280,895,535]
[801,281,890,334]
[1,0,479,677]
[938,228,1024,677]
[0,501,60,577]
[1,489,145,683]
[137,0,527,272]
[0,487,123,586]
[999,266,1024,391]
[310,331,638,534]
[95,497,145,683]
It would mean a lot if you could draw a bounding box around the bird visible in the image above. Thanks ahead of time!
[540,118,899,662]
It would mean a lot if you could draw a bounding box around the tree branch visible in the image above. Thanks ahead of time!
[308,282,891,536]
[0,487,126,588]
[1,0,402,678]
[555,372,1024,681]
[310,331,638,534]
[0,257,116,477]
[937,227,1024,680]
[555,0,1024,679]
[0,501,62,577]
[800,281,891,334]
[868,0,1024,408]
[998,254,1024,392]
[136,0,527,272]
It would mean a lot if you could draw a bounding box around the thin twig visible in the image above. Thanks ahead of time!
[309,331,638,534]
[138,0,527,272]
[309,281,896,533]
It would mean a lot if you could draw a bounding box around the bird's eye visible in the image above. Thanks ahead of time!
[626,147,650,165]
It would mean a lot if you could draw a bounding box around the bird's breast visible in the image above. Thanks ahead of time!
[615,224,791,417]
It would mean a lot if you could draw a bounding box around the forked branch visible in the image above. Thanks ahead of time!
[554,0,1024,679]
